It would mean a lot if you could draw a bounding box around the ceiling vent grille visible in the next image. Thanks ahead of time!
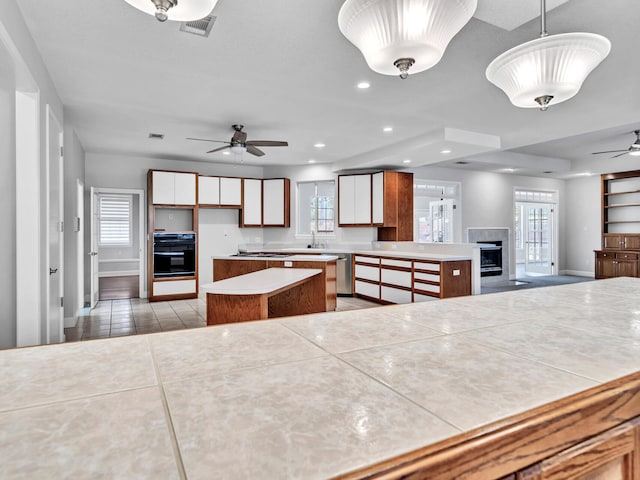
[180,15,216,37]
[455,161,470,165]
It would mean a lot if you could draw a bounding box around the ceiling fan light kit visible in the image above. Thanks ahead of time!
[485,0,610,111]
[338,0,477,79]
[187,124,288,158]
[123,0,218,22]
[591,131,640,158]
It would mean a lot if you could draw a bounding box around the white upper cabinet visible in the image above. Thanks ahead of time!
[220,177,242,206]
[372,171,384,224]
[242,178,263,226]
[353,174,372,224]
[338,175,356,225]
[198,176,220,205]
[263,179,286,226]
[152,171,196,205]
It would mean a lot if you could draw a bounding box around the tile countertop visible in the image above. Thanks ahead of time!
[2,277,640,478]
[211,254,338,262]
[353,249,473,261]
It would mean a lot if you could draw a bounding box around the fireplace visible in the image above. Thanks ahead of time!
[478,241,503,277]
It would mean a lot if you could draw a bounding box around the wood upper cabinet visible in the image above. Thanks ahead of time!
[151,171,196,205]
[516,418,640,480]
[604,233,640,250]
[240,178,290,228]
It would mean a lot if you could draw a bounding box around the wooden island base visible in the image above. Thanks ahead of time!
[203,268,325,325]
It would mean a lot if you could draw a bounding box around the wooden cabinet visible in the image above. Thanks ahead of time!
[595,251,639,279]
[151,170,196,205]
[241,178,290,227]
[597,171,640,278]
[516,418,640,480]
[338,171,413,240]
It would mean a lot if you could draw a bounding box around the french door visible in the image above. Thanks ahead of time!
[522,203,554,275]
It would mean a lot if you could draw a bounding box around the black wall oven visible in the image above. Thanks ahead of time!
[153,233,196,278]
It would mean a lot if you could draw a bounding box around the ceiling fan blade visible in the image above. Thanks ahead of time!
[592,149,628,154]
[611,152,629,158]
[206,145,231,154]
[246,145,265,157]
[187,137,229,144]
[232,130,247,143]
[246,140,288,147]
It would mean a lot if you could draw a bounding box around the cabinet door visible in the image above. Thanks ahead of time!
[604,234,623,250]
[242,179,262,226]
[174,172,196,205]
[263,179,285,226]
[198,176,220,205]
[623,234,640,250]
[516,419,638,480]
[595,252,617,279]
[372,171,384,225]
[353,174,372,224]
[220,177,242,206]
[152,171,175,204]
[339,175,355,225]
[617,260,638,277]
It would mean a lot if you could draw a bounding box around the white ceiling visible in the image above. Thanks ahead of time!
[15,0,640,177]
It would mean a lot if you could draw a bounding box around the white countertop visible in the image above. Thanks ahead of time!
[212,254,338,262]
[4,278,639,478]
[200,267,322,295]
[353,249,473,261]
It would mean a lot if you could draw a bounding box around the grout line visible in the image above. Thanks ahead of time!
[147,337,188,480]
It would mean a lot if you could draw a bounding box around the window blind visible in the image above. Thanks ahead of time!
[99,194,132,245]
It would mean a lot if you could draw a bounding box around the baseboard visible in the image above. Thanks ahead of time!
[560,269,594,278]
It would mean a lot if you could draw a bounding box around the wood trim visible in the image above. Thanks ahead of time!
[380,282,412,292]
[413,288,440,298]
[336,371,640,480]
[149,292,197,302]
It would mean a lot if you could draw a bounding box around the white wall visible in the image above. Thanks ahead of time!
[564,175,602,275]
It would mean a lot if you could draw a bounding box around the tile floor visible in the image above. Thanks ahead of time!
[64,295,379,342]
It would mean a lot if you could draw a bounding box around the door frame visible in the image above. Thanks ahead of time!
[45,104,64,343]
[513,188,559,277]
[521,202,555,275]
[90,187,147,305]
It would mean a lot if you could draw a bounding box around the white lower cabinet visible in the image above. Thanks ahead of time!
[414,293,437,303]
[355,264,380,282]
[355,280,380,299]
[381,286,412,304]
[381,268,412,288]
[414,282,440,294]
[153,279,196,296]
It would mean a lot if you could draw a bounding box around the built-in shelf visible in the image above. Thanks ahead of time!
[604,189,640,196]
[605,204,640,208]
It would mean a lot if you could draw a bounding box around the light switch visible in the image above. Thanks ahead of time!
[284,261,293,267]
[453,269,460,276]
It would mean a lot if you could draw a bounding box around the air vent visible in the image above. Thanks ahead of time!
[455,161,470,165]
[543,171,553,174]
[180,15,216,37]
[149,133,165,140]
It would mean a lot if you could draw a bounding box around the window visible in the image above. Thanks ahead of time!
[99,194,132,246]
[297,181,335,235]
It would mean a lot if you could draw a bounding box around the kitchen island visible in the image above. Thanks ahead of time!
[2,278,640,479]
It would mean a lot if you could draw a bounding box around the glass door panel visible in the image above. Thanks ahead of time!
[524,203,553,275]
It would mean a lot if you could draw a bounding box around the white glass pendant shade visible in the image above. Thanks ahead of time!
[486,32,611,109]
[338,0,477,77]
[123,0,218,21]
[230,145,246,155]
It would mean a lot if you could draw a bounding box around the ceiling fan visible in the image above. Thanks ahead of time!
[187,124,288,157]
[592,130,640,158]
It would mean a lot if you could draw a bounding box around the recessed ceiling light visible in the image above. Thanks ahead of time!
[383,126,393,132]
[502,168,516,173]
[308,159,316,164]
[440,149,452,154]
[314,143,326,148]
[402,159,412,164]
[357,82,371,89]
[222,151,230,155]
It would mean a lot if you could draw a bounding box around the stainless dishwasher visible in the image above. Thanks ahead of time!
[335,253,352,296]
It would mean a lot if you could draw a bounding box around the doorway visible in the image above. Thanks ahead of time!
[514,189,557,277]
[89,188,145,306]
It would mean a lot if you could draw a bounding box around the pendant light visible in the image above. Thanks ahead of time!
[338,0,478,79]
[123,0,218,22]
[485,0,610,111]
